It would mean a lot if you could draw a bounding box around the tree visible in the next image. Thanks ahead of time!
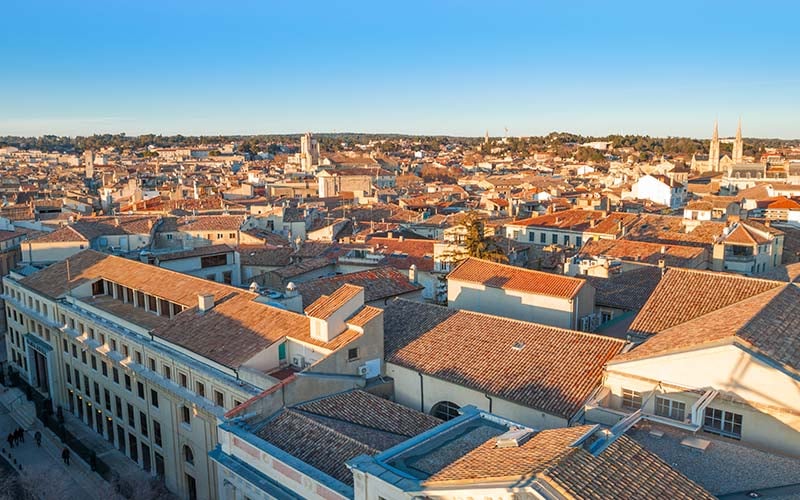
[462,212,508,263]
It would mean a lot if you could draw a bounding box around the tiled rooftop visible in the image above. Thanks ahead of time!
[383,299,624,418]
[448,257,585,299]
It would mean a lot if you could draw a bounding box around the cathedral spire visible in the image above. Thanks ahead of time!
[709,120,720,172]
[733,117,743,164]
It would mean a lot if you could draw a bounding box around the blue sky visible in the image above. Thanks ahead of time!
[1,0,798,138]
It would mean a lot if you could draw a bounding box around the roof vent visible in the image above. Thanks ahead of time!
[496,428,533,448]
[512,341,525,351]
[198,294,215,312]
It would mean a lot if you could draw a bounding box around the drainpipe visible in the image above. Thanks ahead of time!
[484,394,493,413]
[418,372,424,413]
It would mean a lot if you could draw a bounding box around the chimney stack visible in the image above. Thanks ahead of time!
[198,294,215,312]
[409,264,417,284]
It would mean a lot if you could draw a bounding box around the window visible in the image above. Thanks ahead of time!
[200,254,227,268]
[124,374,131,391]
[141,443,151,472]
[129,434,138,462]
[551,233,557,244]
[163,365,171,380]
[63,339,69,353]
[140,412,148,437]
[122,345,129,358]
[704,407,743,439]
[99,333,105,345]
[91,355,97,370]
[431,401,461,421]
[137,381,145,399]
[148,358,156,371]
[153,420,162,447]
[233,399,242,408]
[81,349,87,364]
[155,453,165,478]
[563,234,570,245]
[104,389,111,411]
[113,367,120,384]
[347,347,359,361]
[135,351,143,365]
[151,389,159,408]
[101,361,108,377]
[127,404,135,428]
[214,390,224,407]
[179,372,188,388]
[110,339,117,352]
[115,396,122,418]
[65,364,72,384]
[183,445,194,465]
[181,406,191,425]
[196,381,205,398]
[93,382,100,401]
[621,388,642,409]
[186,474,197,500]
[655,397,686,421]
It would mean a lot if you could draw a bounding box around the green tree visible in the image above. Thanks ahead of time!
[463,212,508,263]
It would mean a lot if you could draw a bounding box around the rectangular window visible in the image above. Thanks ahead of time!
[151,389,159,408]
[63,339,69,353]
[141,443,151,472]
[621,388,642,409]
[703,407,743,439]
[93,382,100,401]
[655,396,686,421]
[155,453,165,478]
[181,406,190,425]
[140,412,148,437]
[115,396,122,418]
[137,381,145,399]
[214,390,224,407]
[122,345,129,358]
[74,370,81,390]
[101,361,108,377]
[110,339,117,352]
[81,350,87,365]
[65,364,72,384]
[104,389,111,411]
[127,404,135,428]
[148,358,156,371]
[129,434,138,463]
[117,426,126,454]
[196,382,205,398]
[347,347,359,361]
[163,365,171,380]
[540,232,546,243]
[153,420,162,447]
[551,233,558,244]
[113,367,120,384]
[91,355,97,370]
[135,351,142,365]
[179,372,187,388]
[124,374,131,391]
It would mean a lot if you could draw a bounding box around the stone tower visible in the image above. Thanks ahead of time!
[709,120,720,172]
[733,118,743,164]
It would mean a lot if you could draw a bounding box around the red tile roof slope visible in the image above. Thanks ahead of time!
[383,299,624,419]
[628,268,785,338]
[448,257,585,299]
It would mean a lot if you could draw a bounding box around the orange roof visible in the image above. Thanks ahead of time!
[304,284,363,319]
[448,257,585,299]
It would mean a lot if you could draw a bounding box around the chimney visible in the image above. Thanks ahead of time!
[114,217,120,227]
[659,259,667,277]
[198,294,215,312]
[399,235,405,242]
[660,245,666,254]
[409,264,417,284]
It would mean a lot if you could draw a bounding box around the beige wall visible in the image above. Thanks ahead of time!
[387,363,568,429]
[447,278,594,330]
[603,343,800,456]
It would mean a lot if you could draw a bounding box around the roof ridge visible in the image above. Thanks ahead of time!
[284,409,384,453]
[664,266,786,286]
[443,304,626,345]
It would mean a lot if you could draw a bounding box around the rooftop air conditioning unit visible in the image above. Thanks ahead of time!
[291,355,305,368]
[357,365,369,376]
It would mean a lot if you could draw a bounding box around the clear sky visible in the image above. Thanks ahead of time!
[1,0,798,138]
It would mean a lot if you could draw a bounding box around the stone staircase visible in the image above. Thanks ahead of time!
[0,387,37,429]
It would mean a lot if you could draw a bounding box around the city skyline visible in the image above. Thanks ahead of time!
[1,0,799,138]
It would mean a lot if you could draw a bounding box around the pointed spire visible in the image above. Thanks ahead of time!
[736,117,742,141]
[712,119,719,140]
[733,116,744,164]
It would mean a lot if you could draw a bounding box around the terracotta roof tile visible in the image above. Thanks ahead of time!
[304,284,363,319]
[295,267,421,307]
[383,300,624,418]
[448,257,585,299]
[628,268,785,338]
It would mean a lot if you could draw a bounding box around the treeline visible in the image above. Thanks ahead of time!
[1,131,797,156]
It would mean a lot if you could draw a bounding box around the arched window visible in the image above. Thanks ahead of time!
[184,445,194,465]
[431,401,461,421]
